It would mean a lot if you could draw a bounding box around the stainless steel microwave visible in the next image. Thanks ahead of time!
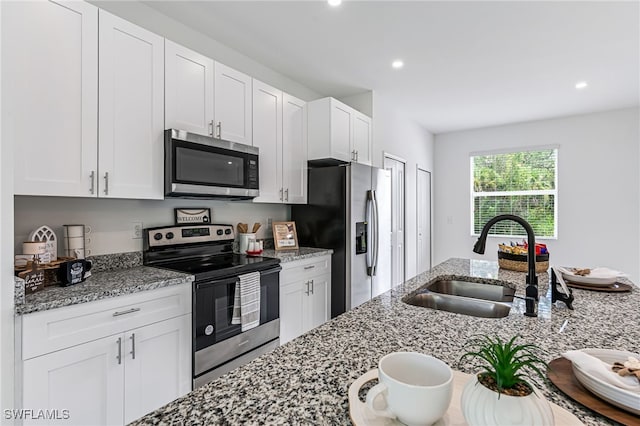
[165,129,259,199]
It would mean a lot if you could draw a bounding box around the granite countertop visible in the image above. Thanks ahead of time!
[15,266,194,315]
[132,257,639,426]
[261,247,333,263]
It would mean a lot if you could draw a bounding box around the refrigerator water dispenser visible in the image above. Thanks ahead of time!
[355,222,368,254]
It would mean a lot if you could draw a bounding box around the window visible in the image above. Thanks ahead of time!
[470,148,557,238]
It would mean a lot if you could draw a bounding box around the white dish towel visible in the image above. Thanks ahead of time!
[231,271,261,332]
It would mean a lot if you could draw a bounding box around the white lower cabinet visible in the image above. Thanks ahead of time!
[20,285,192,425]
[279,255,331,344]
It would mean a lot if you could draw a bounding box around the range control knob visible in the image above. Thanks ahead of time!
[216,229,224,236]
[224,229,232,235]
[153,233,163,241]
[166,232,174,240]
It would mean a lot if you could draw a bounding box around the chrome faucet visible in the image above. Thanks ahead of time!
[473,214,538,317]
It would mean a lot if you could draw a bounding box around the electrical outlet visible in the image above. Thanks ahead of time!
[131,222,143,239]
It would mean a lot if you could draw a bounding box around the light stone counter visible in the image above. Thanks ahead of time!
[132,258,638,426]
[261,247,333,262]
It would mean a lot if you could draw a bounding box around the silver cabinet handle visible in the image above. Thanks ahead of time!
[303,265,315,270]
[89,171,95,194]
[103,172,109,195]
[305,281,310,295]
[351,150,356,161]
[113,307,140,317]
[355,150,359,162]
[279,188,283,201]
[208,120,214,136]
[130,333,136,360]
[284,188,289,202]
[216,121,222,138]
[310,279,314,295]
[116,337,122,365]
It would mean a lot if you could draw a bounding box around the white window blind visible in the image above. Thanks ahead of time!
[470,148,558,238]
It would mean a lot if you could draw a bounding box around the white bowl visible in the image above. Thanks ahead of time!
[571,348,640,415]
[559,267,621,287]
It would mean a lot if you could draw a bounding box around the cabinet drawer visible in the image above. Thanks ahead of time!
[22,284,191,360]
[280,255,331,285]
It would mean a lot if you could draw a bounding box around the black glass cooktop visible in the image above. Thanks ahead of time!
[154,253,280,281]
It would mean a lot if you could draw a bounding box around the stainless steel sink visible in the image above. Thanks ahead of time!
[427,280,515,302]
[403,280,514,318]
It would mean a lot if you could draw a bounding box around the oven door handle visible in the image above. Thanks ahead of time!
[194,266,282,290]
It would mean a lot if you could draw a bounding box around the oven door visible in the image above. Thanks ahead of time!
[194,267,280,352]
[165,129,259,199]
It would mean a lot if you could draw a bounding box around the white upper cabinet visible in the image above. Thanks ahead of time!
[252,80,283,203]
[252,80,307,205]
[352,111,372,166]
[5,0,99,197]
[214,62,253,145]
[308,97,372,166]
[165,40,214,136]
[282,94,308,204]
[98,11,164,200]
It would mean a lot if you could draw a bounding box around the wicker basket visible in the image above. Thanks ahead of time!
[15,257,75,286]
[497,251,549,273]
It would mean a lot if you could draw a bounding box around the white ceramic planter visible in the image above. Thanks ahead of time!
[461,374,554,426]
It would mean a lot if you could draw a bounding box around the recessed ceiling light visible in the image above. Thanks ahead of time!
[575,81,588,90]
[392,60,404,69]
[328,0,342,6]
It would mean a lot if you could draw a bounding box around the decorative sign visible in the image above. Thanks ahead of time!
[20,267,46,294]
[175,208,212,225]
[273,221,299,251]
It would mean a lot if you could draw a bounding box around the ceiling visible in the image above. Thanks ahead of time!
[143,1,640,134]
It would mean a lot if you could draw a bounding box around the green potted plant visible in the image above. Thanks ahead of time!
[458,334,553,426]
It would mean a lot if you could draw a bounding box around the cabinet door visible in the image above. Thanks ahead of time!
[123,314,191,424]
[330,101,353,163]
[4,0,98,197]
[23,335,124,426]
[98,10,164,200]
[307,274,330,331]
[353,112,372,166]
[282,94,308,204]
[165,40,214,136]
[214,62,252,145]
[279,282,306,344]
[252,80,283,204]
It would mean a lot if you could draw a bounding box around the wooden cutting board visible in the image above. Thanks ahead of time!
[547,357,639,425]
[566,281,633,292]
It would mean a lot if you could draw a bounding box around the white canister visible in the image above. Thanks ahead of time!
[237,233,257,253]
[63,224,91,238]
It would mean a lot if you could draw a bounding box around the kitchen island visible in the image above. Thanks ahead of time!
[132,258,638,426]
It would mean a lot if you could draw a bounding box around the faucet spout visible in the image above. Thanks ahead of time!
[473,214,539,317]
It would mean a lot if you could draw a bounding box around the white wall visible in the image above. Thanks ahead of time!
[14,197,288,256]
[372,91,435,281]
[339,91,374,117]
[434,108,640,283]
[89,1,322,102]
[0,0,17,413]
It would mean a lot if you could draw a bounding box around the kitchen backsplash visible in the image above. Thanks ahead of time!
[14,196,289,257]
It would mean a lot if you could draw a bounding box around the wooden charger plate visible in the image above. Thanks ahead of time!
[547,357,639,425]
[565,281,633,292]
[349,369,583,425]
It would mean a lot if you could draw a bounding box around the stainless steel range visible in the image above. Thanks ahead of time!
[143,224,281,388]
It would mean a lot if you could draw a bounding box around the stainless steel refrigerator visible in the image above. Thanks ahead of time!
[291,163,391,318]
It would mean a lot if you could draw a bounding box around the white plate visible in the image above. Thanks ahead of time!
[571,348,640,415]
[559,267,622,287]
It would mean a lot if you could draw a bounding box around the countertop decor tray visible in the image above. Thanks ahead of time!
[566,282,633,292]
[349,368,583,425]
[547,357,639,425]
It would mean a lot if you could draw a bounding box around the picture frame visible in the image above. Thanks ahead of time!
[272,221,299,250]
[174,208,212,225]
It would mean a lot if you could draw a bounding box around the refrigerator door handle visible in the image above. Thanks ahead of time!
[372,190,380,276]
[366,190,374,275]
[367,190,379,276]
